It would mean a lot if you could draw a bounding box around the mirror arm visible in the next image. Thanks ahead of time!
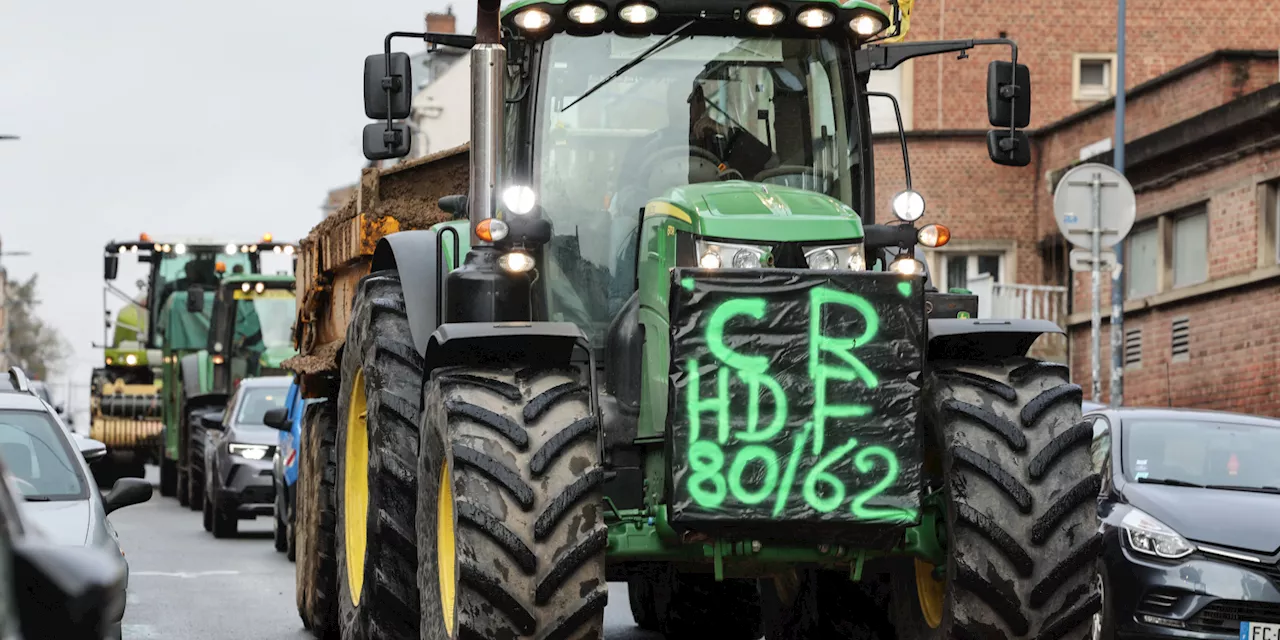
[379,30,479,147]
[866,91,911,192]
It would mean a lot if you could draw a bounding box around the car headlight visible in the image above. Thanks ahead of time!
[228,443,272,461]
[1121,508,1194,559]
[695,240,772,269]
[804,243,866,270]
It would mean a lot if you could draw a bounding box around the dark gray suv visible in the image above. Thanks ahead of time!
[197,376,290,538]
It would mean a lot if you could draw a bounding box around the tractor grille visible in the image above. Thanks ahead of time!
[97,394,163,418]
[1188,600,1280,634]
[90,417,164,450]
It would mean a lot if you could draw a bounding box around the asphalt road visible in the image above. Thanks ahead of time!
[110,466,661,640]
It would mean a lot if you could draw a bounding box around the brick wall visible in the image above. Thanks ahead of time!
[899,0,1280,130]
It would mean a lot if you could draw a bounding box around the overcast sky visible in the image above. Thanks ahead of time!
[1,1,473,413]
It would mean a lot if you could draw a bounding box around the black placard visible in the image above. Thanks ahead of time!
[668,268,925,530]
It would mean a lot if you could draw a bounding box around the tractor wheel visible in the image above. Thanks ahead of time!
[627,572,660,631]
[891,358,1102,639]
[296,400,339,638]
[335,271,422,639]
[760,569,895,640]
[416,366,608,640]
[91,460,118,489]
[650,567,761,640]
[177,462,190,507]
[159,458,177,497]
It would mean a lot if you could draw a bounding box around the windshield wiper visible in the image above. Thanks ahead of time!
[560,20,696,113]
[1205,484,1280,494]
[23,496,50,502]
[1136,477,1205,488]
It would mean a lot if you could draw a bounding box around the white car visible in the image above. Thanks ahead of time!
[1,367,151,639]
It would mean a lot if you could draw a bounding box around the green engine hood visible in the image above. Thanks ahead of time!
[658,181,864,242]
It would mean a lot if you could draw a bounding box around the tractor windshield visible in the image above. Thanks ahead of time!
[227,290,295,383]
[533,33,857,341]
[149,249,251,348]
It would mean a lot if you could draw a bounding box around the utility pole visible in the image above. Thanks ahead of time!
[1109,0,1128,407]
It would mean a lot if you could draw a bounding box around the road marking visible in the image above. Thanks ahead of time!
[131,570,242,578]
[120,624,161,638]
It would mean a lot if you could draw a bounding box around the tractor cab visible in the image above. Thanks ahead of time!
[206,274,298,393]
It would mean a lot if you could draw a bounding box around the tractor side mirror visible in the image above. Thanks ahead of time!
[987,130,1032,167]
[363,52,413,121]
[186,286,204,313]
[439,195,468,219]
[262,408,290,431]
[986,61,1031,128]
[104,255,119,281]
[363,122,412,161]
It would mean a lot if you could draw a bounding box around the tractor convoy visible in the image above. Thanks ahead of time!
[121,0,1102,638]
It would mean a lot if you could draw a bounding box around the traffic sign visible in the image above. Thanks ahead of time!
[1069,248,1117,272]
[1052,163,1136,250]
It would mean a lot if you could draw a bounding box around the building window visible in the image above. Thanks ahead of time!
[941,253,1003,291]
[1073,54,1117,101]
[1172,208,1208,288]
[1126,224,1159,299]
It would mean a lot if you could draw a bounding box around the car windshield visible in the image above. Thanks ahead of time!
[534,32,857,343]
[0,410,87,501]
[1123,418,1280,490]
[234,387,289,427]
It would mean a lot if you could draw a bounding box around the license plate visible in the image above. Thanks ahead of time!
[1242,622,1280,640]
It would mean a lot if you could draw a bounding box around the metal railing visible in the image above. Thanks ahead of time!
[968,275,1069,324]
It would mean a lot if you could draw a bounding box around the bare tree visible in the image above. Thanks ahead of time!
[4,274,69,379]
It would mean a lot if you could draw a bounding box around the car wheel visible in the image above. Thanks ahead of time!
[274,483,289,552]
[202,491,213,533]
[212,490,238,539]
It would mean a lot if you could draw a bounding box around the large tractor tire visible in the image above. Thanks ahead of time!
[296,400,338,638]
[891,358,1102,640]
[416,366,608,640]
[334,271,422,639]
[649,568,761,640]
[626,572,659,631]
[760,569,895,640]
[159,457,177,497]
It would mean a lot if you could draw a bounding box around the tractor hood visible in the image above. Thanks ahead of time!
[663,181,864,243]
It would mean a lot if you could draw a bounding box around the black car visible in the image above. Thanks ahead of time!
[1089,407,1280,639]
[198,376,289,538]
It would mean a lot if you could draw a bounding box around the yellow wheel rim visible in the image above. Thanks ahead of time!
[437,461,457,635]
[915,558,946,629]
[343,368,369,607]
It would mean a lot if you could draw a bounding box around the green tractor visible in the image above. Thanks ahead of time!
[173,272,298,511]
[323,0,1098,638]
[100,235,295,496]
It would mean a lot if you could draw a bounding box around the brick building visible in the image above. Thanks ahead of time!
[868,1,1280,414]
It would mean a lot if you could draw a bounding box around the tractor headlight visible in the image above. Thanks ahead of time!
[804,243,865,270]
[124,354,138,366]
[1121,508,1194,559]
[513,8,552,30]
[228,443,272,461]
[892,190,926,222]
[696,240,772,269]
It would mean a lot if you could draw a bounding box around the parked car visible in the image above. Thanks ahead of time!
[1088,407,1280,639]
[198,376,290,538]
[264,379,319,560]
[1,366,148,639]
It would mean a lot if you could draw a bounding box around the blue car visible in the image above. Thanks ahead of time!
[271,380,316,559]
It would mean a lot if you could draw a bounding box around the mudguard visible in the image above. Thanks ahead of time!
[424,322,589,370]
[370,230,451,358]
[927,318,1064,361]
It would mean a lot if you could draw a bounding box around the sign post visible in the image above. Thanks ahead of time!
[1053,163,1135,403]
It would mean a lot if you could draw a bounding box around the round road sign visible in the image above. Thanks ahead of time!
[1052,162,1136,250]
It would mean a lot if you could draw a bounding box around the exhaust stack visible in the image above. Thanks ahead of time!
[469,0,505,245]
